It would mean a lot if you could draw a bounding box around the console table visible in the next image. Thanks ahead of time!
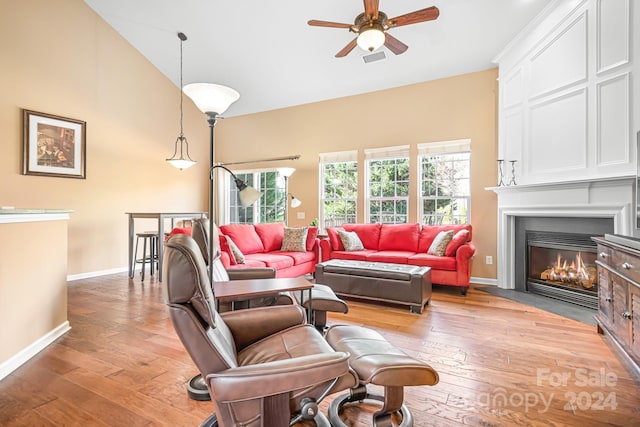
[593,236,640,374]
[126,212,207,282]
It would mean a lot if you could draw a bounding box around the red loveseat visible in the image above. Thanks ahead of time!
[217,222,320,278]
[319,223,476,293]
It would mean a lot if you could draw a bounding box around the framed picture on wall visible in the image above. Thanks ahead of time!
[22,109,86,179]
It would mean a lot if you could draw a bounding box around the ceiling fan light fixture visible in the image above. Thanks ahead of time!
[357,26,385,52]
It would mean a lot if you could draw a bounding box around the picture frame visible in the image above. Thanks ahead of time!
[22,109,86,179]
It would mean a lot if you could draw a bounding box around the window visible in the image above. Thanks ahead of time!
[319,151,358,230]
[227,170,286,224]
[228,172,255,224]
[365,146,410,224]
[418,140,471,225]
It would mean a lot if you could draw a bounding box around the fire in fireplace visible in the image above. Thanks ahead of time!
[526,231,598,309]
[537,251,597,289]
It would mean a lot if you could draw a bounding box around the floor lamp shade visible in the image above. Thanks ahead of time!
[289,194,302,208]
[277,167,296,178]
[211,165,261,208]
[239,186,261,207]
[183,83,240,115]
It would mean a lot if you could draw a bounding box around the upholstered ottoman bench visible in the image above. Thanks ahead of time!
[315,259,432,313]
[325,325,439,426]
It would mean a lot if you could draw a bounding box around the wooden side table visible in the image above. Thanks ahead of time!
[213,277,314,320]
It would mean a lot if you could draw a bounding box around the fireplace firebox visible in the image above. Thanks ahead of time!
[526,231,598,309]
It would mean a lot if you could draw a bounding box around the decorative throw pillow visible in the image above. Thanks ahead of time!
[445,229,470,257]
[326,227,345,250]
[219,235,236,265]
[337,230,365,251]
[226,236,245,264]
[305,226,319,251]
[281,227,308,252]
[427,230,454,256]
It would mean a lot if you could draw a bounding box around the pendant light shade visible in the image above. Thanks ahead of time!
[183,83,240,115]
[166,32,196,170]
[166,136,196,170]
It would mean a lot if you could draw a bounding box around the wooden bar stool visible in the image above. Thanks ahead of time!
[130,231,158,281]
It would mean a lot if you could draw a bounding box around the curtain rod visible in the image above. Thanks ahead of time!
[218,155,300,167]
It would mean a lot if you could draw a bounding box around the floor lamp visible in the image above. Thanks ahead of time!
[278,167,301,225]
[182,84,261,286]
[182,84,260,411]
[183,83,241,276]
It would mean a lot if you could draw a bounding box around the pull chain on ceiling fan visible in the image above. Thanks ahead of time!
[308,0,439,58]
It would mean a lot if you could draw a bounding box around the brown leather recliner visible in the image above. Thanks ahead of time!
[187,219,295,402]
[192,218,348,329]
[191,218,293,310]
[163,234,357,426]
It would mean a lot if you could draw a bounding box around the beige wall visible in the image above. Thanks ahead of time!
[218,69,499,279]
[0,0,498,280]
[0,217,68,366]
[0,0,210,276]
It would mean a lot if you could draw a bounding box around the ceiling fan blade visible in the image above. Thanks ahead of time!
[384,33,408,55]
[335,38,358,58]
[308,19,352,29]
[388,6,440,28]
[363,0,380,20]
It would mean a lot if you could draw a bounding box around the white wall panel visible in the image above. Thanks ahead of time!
[529,12,587,99]
[503,110,523,181]
[597,73,630,165]
[503,69,523,109]
[597,0,629,74]
[496,0,636,186]
[529,89,587,174]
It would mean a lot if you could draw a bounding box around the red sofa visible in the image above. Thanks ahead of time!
[217,222,320,278]
[319,223,476,293]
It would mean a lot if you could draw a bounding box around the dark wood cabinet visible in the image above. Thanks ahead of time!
[593,237,640,374]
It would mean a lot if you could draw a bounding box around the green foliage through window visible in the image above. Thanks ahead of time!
[320,161,357,229]
[419,152,470,224]
[367,157,409,224]
[228,171,286,224]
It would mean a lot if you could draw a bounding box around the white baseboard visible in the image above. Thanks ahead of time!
[67,266,128,282]
[0,321,71,382]
[470,276,498,286]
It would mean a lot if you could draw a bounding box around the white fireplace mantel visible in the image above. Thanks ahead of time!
[488,177,635,289]
[486,175,636,195]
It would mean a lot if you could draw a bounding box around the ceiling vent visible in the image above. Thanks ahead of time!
[362,50,386,64]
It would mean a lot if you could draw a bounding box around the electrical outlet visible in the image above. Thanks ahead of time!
[486,256,493,265]
[296,212,305,219]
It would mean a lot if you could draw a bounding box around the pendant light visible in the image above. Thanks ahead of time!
[166,32,196,170]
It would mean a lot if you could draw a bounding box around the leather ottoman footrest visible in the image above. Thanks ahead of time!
[298,284,348,313]
[325,325,439,427]
[296,284,348,329]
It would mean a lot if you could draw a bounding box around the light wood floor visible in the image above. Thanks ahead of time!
[1,273,639,426]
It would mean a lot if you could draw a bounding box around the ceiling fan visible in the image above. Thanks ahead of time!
[308,0,439,58]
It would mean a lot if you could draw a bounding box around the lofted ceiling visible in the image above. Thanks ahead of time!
[84,0,553,117]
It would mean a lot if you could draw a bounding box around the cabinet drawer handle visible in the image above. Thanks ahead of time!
[622,312,632,320]
[599,252,608,258]
[622,262,632,269]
